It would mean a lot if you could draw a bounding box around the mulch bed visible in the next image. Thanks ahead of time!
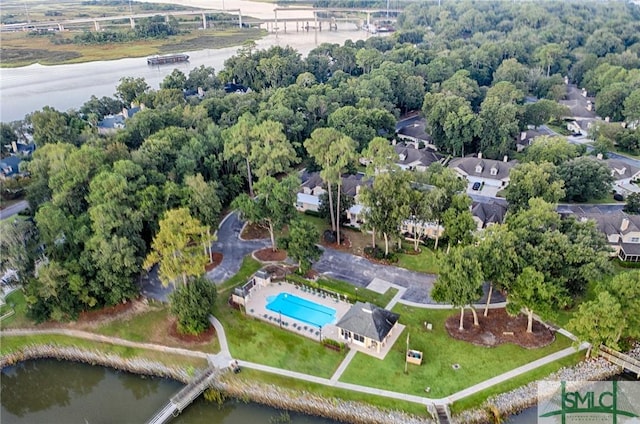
[254,247,287,262]
[167,318,216,345]
[241,223,269,240]
[444,308,555,349]
[320,234,352,251]
[204,252,223,272]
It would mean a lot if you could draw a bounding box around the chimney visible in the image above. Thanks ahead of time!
[140,103,146,110]
[605,116,610,123]
[478,152,482,159]
[414,142,419,150]
[11,141,18,153]
[392,139,396,146]
[520,131,526,141]
[197,87,204,97]
[596,153,603,160]
[621,218,629,232]
[122,107,129,118]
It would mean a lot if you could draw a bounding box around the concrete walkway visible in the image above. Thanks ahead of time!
[1,324,588,408]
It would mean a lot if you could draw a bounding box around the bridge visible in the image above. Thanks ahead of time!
[147,365,221,424]
[599,345,640,378]
[270,6,400,34]
[1,8,243,32]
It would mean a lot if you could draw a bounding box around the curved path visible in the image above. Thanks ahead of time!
[0,326,587,408]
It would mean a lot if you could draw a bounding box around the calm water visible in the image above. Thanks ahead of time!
[0,0,374,122]
[0,359,339,424]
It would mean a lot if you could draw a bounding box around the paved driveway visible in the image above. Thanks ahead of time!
[314,247,503,305]
[140,212,505,305]
[205,212,269,283]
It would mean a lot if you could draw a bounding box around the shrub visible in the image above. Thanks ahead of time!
[322,338,345,351]
[170,276,217,335]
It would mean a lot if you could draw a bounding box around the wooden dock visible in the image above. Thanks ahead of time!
[147,366,220,424]
[599,345,640,378]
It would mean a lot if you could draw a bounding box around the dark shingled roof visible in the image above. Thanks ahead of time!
[336,302,399,342]
[300,171,371,197]
[472,201,507,228]
[394,142,444,168]
[448,157,516,181]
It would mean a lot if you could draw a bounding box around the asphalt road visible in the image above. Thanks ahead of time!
[139,212,506,304]
[0,200,29,220]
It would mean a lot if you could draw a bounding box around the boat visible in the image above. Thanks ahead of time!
[146,54,189,66]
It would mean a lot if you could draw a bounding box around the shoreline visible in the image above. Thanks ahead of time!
[3,342,638,424]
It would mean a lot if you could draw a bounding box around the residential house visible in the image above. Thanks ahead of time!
[394,141,445,172]
[448,153,516,193]
[396,118,436,150]
[0,156,22,179]
[97,105,143,134]
[335,301,400,354]
[561,207,640,262]
[515,129,545,152]
[471,200,508,230]
[604,158,640,194]
[400,219,443,242]
[297,171,371,227]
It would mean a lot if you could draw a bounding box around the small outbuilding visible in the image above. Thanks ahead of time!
[335,301,400,354]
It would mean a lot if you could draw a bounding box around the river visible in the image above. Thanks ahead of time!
[0,359,338,424]
[0,0,373,123]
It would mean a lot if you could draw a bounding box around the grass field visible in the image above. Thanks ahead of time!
[0,333,209,369]
[235,368,430,417]
[94,305,221,354]
[339,305,574,399]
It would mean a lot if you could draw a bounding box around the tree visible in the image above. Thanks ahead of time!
[279,219,322,275]
[533,43,564,77]
[423,92,475,156]
[361,136,398,175]
[623,89,640,124]
[360,171,411,256]
[222,113,256,197]
[232,175,299,251]
[186,65,218,91]
[606,270,640,341]
[0,123,17,146]
[161,69,187,90]
[29,107,77,146]
[0,218,36,281]
[595,83,629,122]
[558,157,614,202]
[523,101,569,129]
[115,77,150,105]
[169,276,217,335]
[521,136,581,166]
[184,174,222,227]
[442,193,475,251]
[624,192,640,214]
[304,127,357,245]
[476,224,519,316]
[476,95,520,159]
[507,267,557,333]
[505,162,565,211]
[144,208,211,287]
[318,187,353,228]
[432,245,484,330]
[248,120,299,180]
[568,291,625,356]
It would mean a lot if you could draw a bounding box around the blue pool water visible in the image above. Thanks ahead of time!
[266,292,336,327]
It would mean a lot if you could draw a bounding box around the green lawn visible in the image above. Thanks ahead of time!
[0,334,209,370]
[218,256,262,294]
[234,368,430,417]
[396,247,441,274]
[339,306,574,399]
[216,300,347,378]
[0,289,30,329]
[94,305,220,354]
[215,258,347,378]
[450,351,584,414]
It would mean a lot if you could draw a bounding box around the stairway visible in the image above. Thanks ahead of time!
[435,404,450,424]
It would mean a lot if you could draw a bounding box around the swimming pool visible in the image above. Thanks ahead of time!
[266,292,336,327]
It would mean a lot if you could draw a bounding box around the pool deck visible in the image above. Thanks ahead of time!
[243,281,404,360]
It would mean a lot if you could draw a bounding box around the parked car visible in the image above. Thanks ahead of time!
[613,193,624,201]
[472,182,481,191]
